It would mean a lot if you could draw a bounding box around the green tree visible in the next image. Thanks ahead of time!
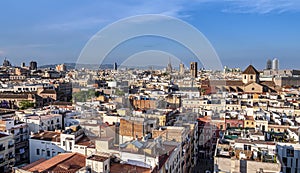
[19,100,34,109]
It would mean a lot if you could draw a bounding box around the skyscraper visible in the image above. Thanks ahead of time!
[179,62,185,75]
[190,62,198,78]
[29,61,37,70]
[2,58,11,67]
[21,62,26,68]
[114,62,118,71]
[272,58,279,70]
[266,59,272,70]
[166,57,172,72]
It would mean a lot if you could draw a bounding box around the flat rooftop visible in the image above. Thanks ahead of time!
[87,155,109,162]
[31,131,61,142]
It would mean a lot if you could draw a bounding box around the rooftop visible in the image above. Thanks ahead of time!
[31,131,61,142]
[110,162,151,173]
[0,132,9,138]
[87,155,109,162]
[21,153,86,173]
[242,65,259,75]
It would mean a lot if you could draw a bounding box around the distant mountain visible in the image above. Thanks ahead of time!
[39,63,115,70]
[39,63,76,70]
[39,63,171,70]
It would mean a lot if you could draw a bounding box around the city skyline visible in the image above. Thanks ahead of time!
[0,1,300,69]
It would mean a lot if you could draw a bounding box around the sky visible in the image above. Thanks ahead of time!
[0,0,300,70]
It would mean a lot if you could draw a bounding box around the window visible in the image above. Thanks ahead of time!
[287,149,294,157]
[283,157,287,166]
[250,75,253,79]
[63,141,65,146]
[105,165,107,171]
[47,150,50,157]
[252,88,255,91]
[244,75,246,79]
[36,149,40,155]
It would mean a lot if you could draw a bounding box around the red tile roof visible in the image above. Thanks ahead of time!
[242,65,259,75]
[22,153,86,173]
[110,163,151,173]
[21,158,47,170]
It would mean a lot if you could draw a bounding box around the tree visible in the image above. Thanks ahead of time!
[115,88,125,96]
[19,100,34,109]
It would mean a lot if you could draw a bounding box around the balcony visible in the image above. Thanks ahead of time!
[15,141,28,149]
[15,132,20,136]
[8,154,14,160]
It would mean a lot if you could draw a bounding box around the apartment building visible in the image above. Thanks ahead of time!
[0,132,14,173]
[0,119,29,165]
[29,128,95,163]
[276,143,300,173]
[21,113,62,133]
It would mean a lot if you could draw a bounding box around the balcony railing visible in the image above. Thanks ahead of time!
[15,141,28,149]
[8,155,14,159]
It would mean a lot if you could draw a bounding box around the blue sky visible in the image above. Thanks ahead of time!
[0,0,300,70]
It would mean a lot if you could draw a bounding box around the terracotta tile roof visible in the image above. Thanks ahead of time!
[242,65,259,75]
[261,81,276,88]
[21,158,47,170]
[110,163,151,173]
[40,89,56,94]
[75,135,95,147]
[23,153,86,173]
[204,80,244,87]
[49,153,86,172]
[0,93,29,99]
[225,80,244,86]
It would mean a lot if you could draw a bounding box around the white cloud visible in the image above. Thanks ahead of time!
[0,50,5,56]
[38,18,108,31]
[222,0,300,14]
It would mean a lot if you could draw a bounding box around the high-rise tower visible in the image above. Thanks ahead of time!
[190,62,198,78]
[29,61,37,70]
[266,59,272,70]
[179,62,185,75]
[272,58,279,70]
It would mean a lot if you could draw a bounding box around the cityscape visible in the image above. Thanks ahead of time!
[1,1,300,173]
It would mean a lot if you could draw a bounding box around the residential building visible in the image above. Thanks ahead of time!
[276,143,300,173]
[0,132,14,172]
